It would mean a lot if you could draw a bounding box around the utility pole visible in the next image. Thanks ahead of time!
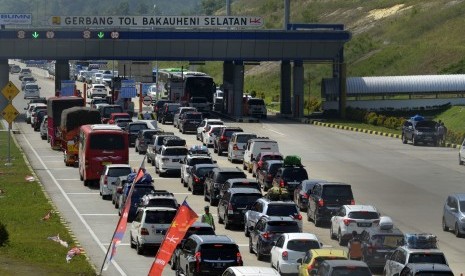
[284,0,290,30]
[226,0,231,16]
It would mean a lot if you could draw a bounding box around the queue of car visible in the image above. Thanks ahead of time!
[21,87,460,276]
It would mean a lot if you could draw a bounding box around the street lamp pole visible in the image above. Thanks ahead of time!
[226,0,231,16]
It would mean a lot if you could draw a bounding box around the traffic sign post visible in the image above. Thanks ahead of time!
[143,95,152,106]
[1,82,19,166]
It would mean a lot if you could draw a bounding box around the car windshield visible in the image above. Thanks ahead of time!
[331,266,371,276]
[90,134,125,150]
[459,200,465,212]
[146,199,178,209]
[266,204,298,216]
[144,210,176,224]
[282,168,308,181]
[164,148,188,156]
[266,221,299,233]
[108,167,132,177]
[348,211,379,219]
[131,187,155,198]
[200,244,238,259]
[370,235,404,249]
[322,185,353,198]
[237,134,257,143]
[231,194,262,206]
[408,253,447,265]
[287,239,320,252]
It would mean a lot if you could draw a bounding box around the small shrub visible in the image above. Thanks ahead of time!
[376,115,387,126]
[366,112,378,125]
[0,222,9,246]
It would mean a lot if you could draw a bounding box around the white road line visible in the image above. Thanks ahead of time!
[237,244,248,247]
[81,214,119,216]
[21,132,127,276]
[173,193,191,195]
[67,192,99,195]
[103,243,130,246]
[262,126,285,136]
[56,179,81,181]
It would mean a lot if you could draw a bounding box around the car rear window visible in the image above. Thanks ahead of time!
[231,194,262,206]
[216,172,247,183]
[146,198,178,209]
[185,113,202,120]
[348,211,379,220]
[282,168,308,181]
[322,185,353,198]
[129,124,148,132]
[108,167,132,177]
[408,253,447,265]
[236,134,257,143]
[266,204,299,216]
[131,187,155,198]
[143,131,159,139]
[90,134,125,150]
[263,154,283,162]
[331,266,371,276]
[266,221,299,233]
[248,99,265,105]
[211,127,224,135]
[163,148,188,156]
[231,182,260,190]
[224,129,242,137]
[144,210,177,224]
[190,158,214,166]
[196,167,216,177]
[370,235,404,249]
[167,104,180,111]
[103,106,123,117]
[156,136,176,145]
[200,244,238,259]
[287,239,320,252]
[184,227,215,238]
[268,163,283,174]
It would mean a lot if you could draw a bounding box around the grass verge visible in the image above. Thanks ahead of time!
[0,129,96,275]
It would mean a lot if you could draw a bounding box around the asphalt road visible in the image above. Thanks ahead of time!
[7,64,465,276]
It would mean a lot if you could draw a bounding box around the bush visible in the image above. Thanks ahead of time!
[0,222,9,246]
[366,112,378,125]
[376,115,386,126]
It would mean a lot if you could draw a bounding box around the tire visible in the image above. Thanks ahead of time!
[218,211,224,224]
[460,154,464,165]
[41,135,46,140]
[248,166,252,173]
[135,146,139,153]
[136,241,144,255]
[442,217,449,231]
[84,180,91,187]
[244,221,250,237]
[257,243,265,261]
[204,188,208,202]
[402,134,407,144]
[307,208,312,222]
[213,146,218,153]
[338,229,345,246]
[314,210,320,227]
[218,148,222,156]
[209,194,217,206]
[413,136,418,146]
[455,223,462,238]
[330,226,336,239]
[243,163,247,170]
[224,215,230,229]
[249,236,254,253]
[130,234,136,249]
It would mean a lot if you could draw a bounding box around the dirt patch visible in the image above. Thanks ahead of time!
[0,255,51,276]
[245,61,280,77]
[351,4,412,34]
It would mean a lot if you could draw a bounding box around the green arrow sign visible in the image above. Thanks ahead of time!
[97,32,104,39]
[32,32,39,39]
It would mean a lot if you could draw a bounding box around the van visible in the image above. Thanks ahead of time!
[23,83,41,99]
[243,138,279,173]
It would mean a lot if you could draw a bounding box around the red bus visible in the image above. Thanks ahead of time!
[78,124,129,186]
[47,97,85,150]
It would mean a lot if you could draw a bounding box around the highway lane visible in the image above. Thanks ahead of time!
[8,64,465,275]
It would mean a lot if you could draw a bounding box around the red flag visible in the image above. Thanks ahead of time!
[148,200,198,276]
[133,157,146,184]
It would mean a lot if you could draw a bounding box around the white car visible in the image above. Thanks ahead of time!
[196,118,224,142]
[23,82,41,99]
[86,84,107,99]
[155,146,188,177]
[459,138,465,165]
[202,124,226,147]
[227,132,258,163]
[270,233,322,275]
[129,206,177,255]
[222,266,280,276]
[25,103,46,124]
[99,164,132,200]
[330,205,380,245]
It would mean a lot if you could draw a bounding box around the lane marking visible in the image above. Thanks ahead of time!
[262,126,285,136]
[56,179,81,181]
[67,192,99,195]
[21,132,127,276]
[81,214,119,216]
[173,192,191,195]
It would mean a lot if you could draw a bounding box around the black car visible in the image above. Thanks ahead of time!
[214,127,243,156]
[218,178,261,200]
[187,164,218,195]
[158,103,181,124]
[153,99,172,119]
[217,187,263,229]
[203,167,247,206]
[256,160,284,191]
[271,164,309,194]
[175,234,243,276]
[118,183,155,222]
[294,179,328,212]
[32,109,47,131]
[179,112,203,134]
[402,119,439,146]
[125,122,150,147]
[170,222,216,270]
[248,216,300,261]
[135,129,164,154]
[306,182,354,226]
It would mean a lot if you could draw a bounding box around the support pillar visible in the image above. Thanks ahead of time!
[280,61,292,115]
[0,59,9,112]
[233,61,244,118]
[54,59,70,93]
[222,61,234,114]
[339,62,347,119]
[293,61,304,118]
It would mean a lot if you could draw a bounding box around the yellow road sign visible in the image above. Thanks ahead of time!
[1,81,20,100]
[1,103,19,124]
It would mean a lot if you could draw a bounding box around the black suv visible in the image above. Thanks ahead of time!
[158,103,181,124]
[153,99,172,119]
[218,178,261,199]
[248,216,300,261]
[175,234,243,276]
[135,129,164,154]
[170,222,215,270]
[271,164,309,194]
[256,160,284,191]
[203,167,247,206]
[214,127,243,156]
[306,182,354,226]
[402,119,439,146]
[125,122,149,147]
[179,112,203,134]
[217,187,263,229]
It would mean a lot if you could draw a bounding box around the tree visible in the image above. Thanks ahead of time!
[201,0,223,15]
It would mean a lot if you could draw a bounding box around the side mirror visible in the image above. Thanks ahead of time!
[296,258,302,264]
[320,242,323,247]
[408,126,413,130]
[24,107,27,110]
[248,226,254,231]
[450,207,457,212]
[179,160,184,164]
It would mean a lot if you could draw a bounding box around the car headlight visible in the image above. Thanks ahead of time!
[415,131,423,135]
[460,217,465,223]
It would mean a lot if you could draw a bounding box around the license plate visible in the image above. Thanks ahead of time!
[214,263,224,268]
[172,159,179,162]
[102,162,112,165]
[156,229,166,234]
[358,222,372,227]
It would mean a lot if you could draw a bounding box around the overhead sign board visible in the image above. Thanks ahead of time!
[0,13,32,25]
[49,16,263,28]
[60,80,75,96]
[120,80,137,98]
